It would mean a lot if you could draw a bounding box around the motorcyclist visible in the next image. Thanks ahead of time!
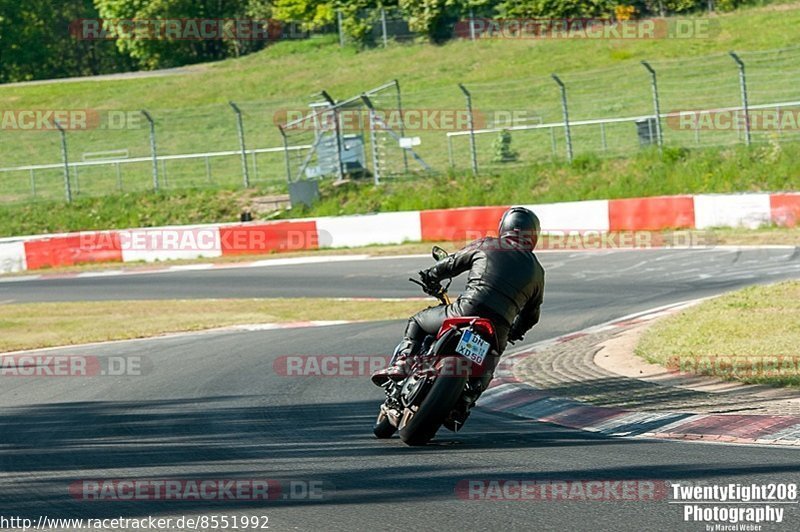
[371,206,545,386]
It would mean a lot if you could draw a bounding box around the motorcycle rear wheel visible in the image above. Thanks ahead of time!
[399,356,468,446]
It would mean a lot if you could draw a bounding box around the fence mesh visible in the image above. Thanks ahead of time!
[3,43,800,202]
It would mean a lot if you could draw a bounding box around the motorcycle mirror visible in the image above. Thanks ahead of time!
[431,245,448,262]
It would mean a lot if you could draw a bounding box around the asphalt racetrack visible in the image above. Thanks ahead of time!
[2,247,800,531]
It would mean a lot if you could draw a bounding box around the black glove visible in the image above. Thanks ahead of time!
[418,269,440,294]
[508,321,525,344]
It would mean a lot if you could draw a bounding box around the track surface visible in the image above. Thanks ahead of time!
[2,247,800,531]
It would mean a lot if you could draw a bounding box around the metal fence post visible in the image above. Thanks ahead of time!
[252,152,259,182]
[54,120,72,203]
[469,9,476,40]
[641,61,663,150]
[229,101,251,188]
[458,83,478,175]
[551,74,573,163]
[140,110,159,190]
[447,135,455,168]
[729,51,751,146]
[321,90,345,182]
[393,79,409,173]
[380,8,388,47]
[279,126,292,183]
[337,11,344,47]
[600,123,607,152]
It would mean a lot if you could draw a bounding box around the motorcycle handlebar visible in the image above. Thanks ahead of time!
[408,276,447,304]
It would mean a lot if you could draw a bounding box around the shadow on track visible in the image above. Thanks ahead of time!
[3,395,800,520]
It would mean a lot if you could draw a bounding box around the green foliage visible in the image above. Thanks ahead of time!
[93,0,272,69]
[0,0,133,83]
[273,0,335,29]
[496,0,614,18]
[491,129,518,163]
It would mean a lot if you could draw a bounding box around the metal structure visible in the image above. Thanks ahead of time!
[140,110,159,190]
[278,80,428,185]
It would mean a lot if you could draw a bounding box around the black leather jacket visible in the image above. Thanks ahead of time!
[424,236,545,336]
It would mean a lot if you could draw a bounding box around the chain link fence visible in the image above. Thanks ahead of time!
[445,46,800,173]
[2,43,800,203]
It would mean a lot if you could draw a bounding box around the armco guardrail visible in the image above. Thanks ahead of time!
[0,192,798,274]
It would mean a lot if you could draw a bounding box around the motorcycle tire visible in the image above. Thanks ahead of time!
[399,356,468,446]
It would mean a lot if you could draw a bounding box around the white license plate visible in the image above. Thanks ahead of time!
[455,330,490,365]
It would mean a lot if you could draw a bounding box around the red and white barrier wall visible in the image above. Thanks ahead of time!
[1,192,797,274]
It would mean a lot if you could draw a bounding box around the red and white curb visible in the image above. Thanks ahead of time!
[1,192,798,274]
[479,301,800,447]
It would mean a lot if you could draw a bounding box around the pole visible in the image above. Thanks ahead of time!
[140,110,159,190]
[337,11,344,47]
[321,90,345,182]
[54,120,72,202]
[469,9,476,40]
[447,135,454,167]
[393,79,409,173]
[380,7,388,47]
[279,126,292,183]
[551,74,573,163]
[641,61,663,150]
[600,122,607,152]
[229,101,251,188]
[458,83,478,175]
[729,51,751,146]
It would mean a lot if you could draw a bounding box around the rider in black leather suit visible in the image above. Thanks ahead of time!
[371,207,545,385]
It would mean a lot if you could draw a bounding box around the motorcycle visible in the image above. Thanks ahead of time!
[373,246,500,446]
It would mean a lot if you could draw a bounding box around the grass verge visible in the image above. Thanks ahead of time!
[0,298,426,352]
[3,143,798,237]
[636,281,800,387]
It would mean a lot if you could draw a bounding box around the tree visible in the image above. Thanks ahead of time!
[93,0,274,69]
[0,0,132,83]
[273,0,335,30]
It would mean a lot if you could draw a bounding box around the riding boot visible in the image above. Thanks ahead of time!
[370,338,422,386]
